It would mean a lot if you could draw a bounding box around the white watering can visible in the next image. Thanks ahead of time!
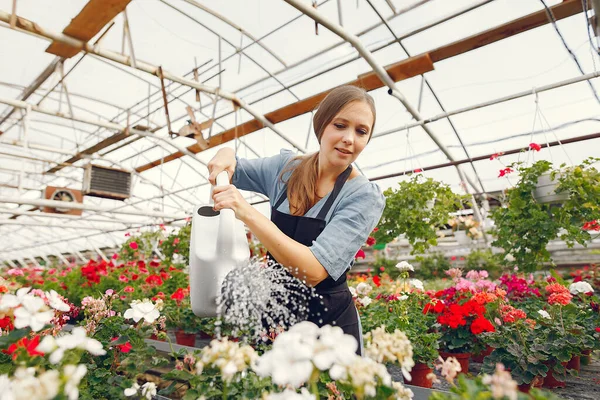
[190,171,250,317]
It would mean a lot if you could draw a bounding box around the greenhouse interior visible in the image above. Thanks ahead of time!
[1,0,600,399]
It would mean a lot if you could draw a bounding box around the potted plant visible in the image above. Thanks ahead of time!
[424,295,495,374]
[374,174,469,254]
[164,287,201,346]
[481,303,547,391]
[429,361,562,400]
[492,157,600,272]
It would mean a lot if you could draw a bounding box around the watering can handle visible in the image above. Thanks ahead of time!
[214,171,236,254]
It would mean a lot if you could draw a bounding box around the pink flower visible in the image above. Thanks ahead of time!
[6,269,24,276]
[490,152,504,160]
[112,253,119,260]
[119,275,129,283]
[529,143,542,152]
[173,238,180,245]
[105,289,115,296]
[129,242,138,250]
[124,232,130,237]
[124,286,134,293]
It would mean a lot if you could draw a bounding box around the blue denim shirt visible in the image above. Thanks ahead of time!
[232,149,385,281]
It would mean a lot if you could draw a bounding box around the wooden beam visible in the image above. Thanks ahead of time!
[136,0,583,173]
[429,0,583,63]
[135,53,435,172]
[46,0,131,58]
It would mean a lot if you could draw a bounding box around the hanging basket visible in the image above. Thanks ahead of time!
[532,172,569,204]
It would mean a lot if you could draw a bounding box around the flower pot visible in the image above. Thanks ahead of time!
[198,330,213,340]
[439,351,470,375]
[175,330,196,347]
[471,345,493,363]
[567,355,580,372]
[542,361,567,389]
[533,173,568,204]
[581,349,593,365]
[403,363,434,388]
[150,333,166,342]
[517,376,543,393]
[454,230,471,245]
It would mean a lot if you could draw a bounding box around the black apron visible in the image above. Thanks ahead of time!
[268,165,362,355]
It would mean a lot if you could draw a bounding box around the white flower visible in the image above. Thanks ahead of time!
[481,364,517,400]
[345,356,391,397]
[398,295,409,301]
[359,296,372,307]
[123,382,140,397]
[349,286,357,298]
[569,281,594,295]
[313,325,357,372]
[0,374,14,400]
[409,279,424,291]
[123,299,160,323]
[356,282,372,296]
[263,388,316,400]
[37,327,105,364]
[537,310,551,319]
[364,326,414,381]
[63,364,87,400]
[141,382,157,400]
[13,295,54,332]
[45,290,70,312]
[391,381,414,400]
[37,370,60,400]
[395,261,414,272]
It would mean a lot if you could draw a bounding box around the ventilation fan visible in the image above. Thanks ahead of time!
[43,186,83,215]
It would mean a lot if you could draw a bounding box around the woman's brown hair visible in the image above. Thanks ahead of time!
[280,85,376,216]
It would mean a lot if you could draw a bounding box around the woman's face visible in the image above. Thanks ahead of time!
[319,100,374,169]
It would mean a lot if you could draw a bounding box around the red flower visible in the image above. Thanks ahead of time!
[498,167,513,177]
[414,168,423,173]
[160,271,169,281]
[583,220,599,231]
[471,316,495,334]
[129,242,138,250]
[119,275,129,283]
[150,260,160,267]
[379,266,385,272]
[366,236,376,247]
[145,275,163,286]
[490,152,504,160]
[529,142,542,152]
[545,283,569,295]
[173,238,180,245]
[112,253,119,260]
[595,327,600,333]
[111,337,133,353]
[372,275,381,287]
[372,227,379,232]
[124,286,135,293]
[171,288,186,303]
[3,336,44,360]
[0,316,14,331]
[354,249,366,259]
[548,292,572,306]
[131,274,139,281]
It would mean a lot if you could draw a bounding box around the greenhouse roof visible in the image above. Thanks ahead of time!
[1,0,599,265]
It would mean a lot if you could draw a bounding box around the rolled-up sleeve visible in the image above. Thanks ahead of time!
[309,182,385,281]
[232,149,294,199]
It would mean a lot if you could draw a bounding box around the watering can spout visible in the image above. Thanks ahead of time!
[189,171,250,317]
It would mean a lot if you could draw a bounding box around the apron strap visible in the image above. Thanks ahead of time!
[273,165,353,217]
[316,165,352,220]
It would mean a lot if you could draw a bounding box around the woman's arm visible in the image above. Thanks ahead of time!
[211,184,329,286]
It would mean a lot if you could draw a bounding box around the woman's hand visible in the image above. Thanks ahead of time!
[212,184,252,221]
[207,148,236,185]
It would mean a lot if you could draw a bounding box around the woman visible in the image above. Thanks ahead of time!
[208,85,385,354]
